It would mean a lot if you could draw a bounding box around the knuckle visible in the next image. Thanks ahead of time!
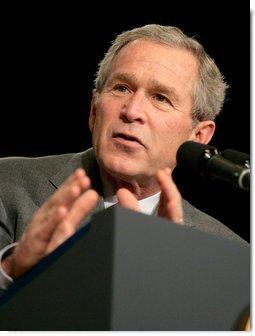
[57,223,74,237]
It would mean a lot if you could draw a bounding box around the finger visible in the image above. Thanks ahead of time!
[8,205,68,278]
[36,170,90,223]
[165,199,184,225]
[156,168,184,224]
[28,169,92,246]
[117,188,141,212]
[46,189,99,253]
[28,170,91,239]
[4,170,98,279]
[25,204,68,245]
[59,168,88,188]
[44,168,91,209]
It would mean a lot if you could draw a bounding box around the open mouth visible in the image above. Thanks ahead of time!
[113,133,143,146]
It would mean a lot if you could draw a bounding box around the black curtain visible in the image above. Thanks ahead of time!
[1,3,250,241]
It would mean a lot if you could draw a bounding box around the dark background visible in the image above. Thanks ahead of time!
[1,4,250,241]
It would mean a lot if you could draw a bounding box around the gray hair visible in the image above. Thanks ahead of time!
[94,24,228,122]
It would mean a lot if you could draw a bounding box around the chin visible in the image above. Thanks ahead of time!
[102,155,143,179]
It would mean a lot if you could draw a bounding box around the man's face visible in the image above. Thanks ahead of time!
[89,40,203,183]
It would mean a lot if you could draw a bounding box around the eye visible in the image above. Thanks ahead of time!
[154,93,168,103]
[114,84,129,93]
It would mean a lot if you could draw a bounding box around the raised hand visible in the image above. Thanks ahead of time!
[117,167,184,225]
[2,168,99,279]
[156,167,184,224]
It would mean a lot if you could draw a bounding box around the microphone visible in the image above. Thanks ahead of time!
[176,141,250,190]
[222,149,250,168]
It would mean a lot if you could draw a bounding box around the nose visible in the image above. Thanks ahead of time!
[120,91,147,124]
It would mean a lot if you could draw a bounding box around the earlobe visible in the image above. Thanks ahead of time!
[190,120,216,144]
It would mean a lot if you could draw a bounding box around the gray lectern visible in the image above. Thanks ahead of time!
[0,206,250,331]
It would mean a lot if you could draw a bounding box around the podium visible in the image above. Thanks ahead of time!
[0,206,250,331]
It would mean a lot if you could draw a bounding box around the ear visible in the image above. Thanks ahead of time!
[89,90,98,132]
[189,120,216,144]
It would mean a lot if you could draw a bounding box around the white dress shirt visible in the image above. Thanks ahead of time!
[104,192,160,214]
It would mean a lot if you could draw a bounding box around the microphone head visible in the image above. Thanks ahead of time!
[176,141,250,190]
[176,141,220,175]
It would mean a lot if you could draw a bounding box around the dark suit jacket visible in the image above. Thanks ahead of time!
[0,148,245,249]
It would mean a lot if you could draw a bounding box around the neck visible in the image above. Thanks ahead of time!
[99,168,161,200]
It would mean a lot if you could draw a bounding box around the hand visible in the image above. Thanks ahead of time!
[156,168,184,224]
[116,167,184,225]
[2,168,99,279]
[116,188,141,212]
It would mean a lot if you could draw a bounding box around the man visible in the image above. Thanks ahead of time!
[0,24,246,290]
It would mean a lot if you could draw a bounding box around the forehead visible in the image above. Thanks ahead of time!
[110,39,198,82]
[106,40,198,110]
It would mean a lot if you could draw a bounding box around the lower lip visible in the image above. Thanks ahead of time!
[113,137,143,148]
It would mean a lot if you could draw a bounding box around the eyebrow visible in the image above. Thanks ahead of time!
[106,72,137,86]
[106,72,180,103]
[150,80,180,103]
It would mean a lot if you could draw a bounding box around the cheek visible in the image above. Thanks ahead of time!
[94,98,117,127]
[92,106,108,133]
[91,113,104,148]
[91,106,114,146]
[156,118,184,139]
[153,119,192,153]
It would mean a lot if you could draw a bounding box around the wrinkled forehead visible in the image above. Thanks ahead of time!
[110,40,199,83]
[107,40,198,102]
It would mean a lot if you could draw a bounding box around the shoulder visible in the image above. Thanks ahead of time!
[182,199,247,244]
[0,149,94,177]
[0,151,76,172]
[0,149,95,191]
